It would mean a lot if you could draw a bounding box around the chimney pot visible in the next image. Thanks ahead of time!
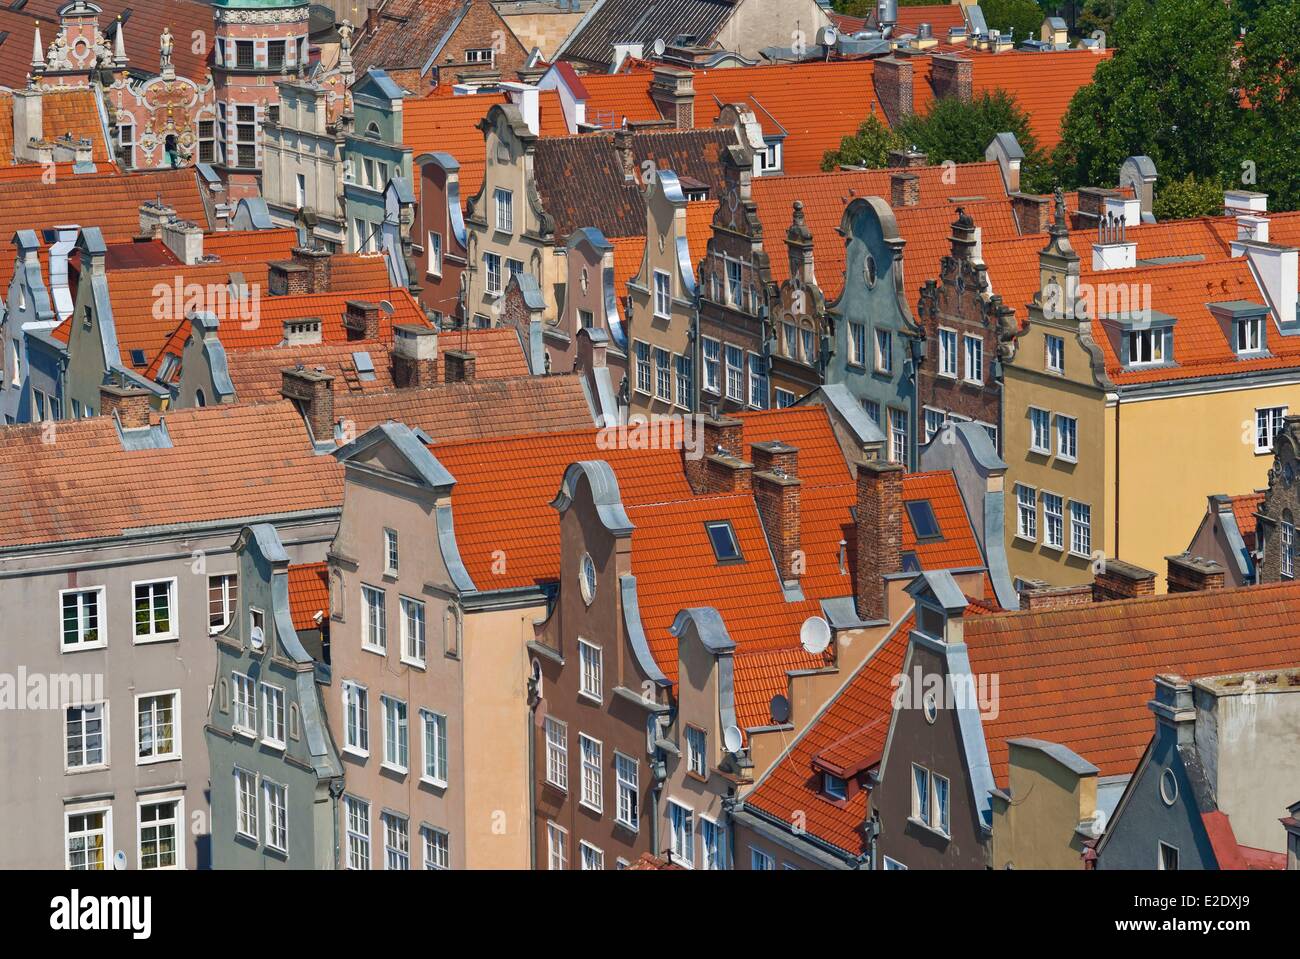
[281,366,335,441]
[392,323,440,388]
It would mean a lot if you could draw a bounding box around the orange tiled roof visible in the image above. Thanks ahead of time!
[744,613,914,856]
[1230,492,1264,551]
[965,580,1300,782]
[287,563,329,633]
[0,87,112,165]
[403,93,506,202]
[204,229,300,262]
[0,401,340,548]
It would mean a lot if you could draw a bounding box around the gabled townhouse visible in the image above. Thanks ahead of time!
[205,524,344,870]
[997,192,1300,588]
[547,226,629,383]
[1182,491,1263,588]
[343,69,415,258]
[866,563,1300,870]
[1249,414,1300,586]
[1093,670,1297,871]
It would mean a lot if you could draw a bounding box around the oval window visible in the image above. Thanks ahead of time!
[1160,767,1178,806]
[580,553,597,605]
[864,253,878,288]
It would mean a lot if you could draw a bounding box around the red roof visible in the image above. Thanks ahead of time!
[287,563,329,633]
[0,87,112,165]
[1201,811,1287,870]
[1229,492,1264,551]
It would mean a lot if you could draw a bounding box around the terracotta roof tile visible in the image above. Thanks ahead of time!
[403,92,507,201]
[1230,492,1264,551]
[352,0,465,73]
[0,87,112,165]
[287,562,329,633]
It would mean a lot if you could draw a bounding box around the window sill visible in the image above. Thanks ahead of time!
[1028,446,1051,457]
[65,763,110,775]
[400,656,427,671]
[426,271,443,280]
[543,779,567,794]
[578,691,601,706]
[261,737,286,752]
[136,754,181,766]
[380,762,409,776]
[62,642,108,654]
[343,746,369,761]
[1041,542,1064,554]
[1057,455,1078,465]
[133,634,178,646]
[1068,550,1093,561]
[1013,534,1038,545]
[578,801,603,816]
[420,775,448,790]
[906,816,950,840]
[361,643,387,658]
[232,726,258,742]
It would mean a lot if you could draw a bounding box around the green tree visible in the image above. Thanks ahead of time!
[821,113,904,171]
[900,90,1053,189]
[1235,0,1300,210]
[1051,0,1239,190]
[1152,173,1226,220]
[981,0,1045,43]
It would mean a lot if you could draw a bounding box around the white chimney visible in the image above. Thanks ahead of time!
[1092,212,1137,271]
[501,82,540,136]
[1224,189,1267,215]
[1104,194,1141,228]
[46,225,80,321]
[1237,215,1269,244]
[1244,244,1299,329]
[611,42,644,72]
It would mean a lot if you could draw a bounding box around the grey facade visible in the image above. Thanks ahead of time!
[206,524,343,869]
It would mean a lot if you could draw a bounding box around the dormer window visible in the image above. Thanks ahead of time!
[1235,315,1265,355]
[705,521,742,563]
[1124,326,1171,367]
[757,139,782,174]
[905,500,942,541]
[822,773,847,801]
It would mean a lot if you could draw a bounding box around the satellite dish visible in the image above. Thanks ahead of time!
[651,37,666,57]
[800,616,832,655]
[820,25,838,47]
[769,694,791,725]
[722,725,744,755]
[113,849,127,870]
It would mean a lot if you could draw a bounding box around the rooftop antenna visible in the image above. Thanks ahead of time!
[800,615,832,655]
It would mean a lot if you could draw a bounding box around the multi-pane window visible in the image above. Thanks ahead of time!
[963,335,984,384]
[701,818,726,870]
[890,409,909,464]
[400,597,426,666]
[138,800,179,869]
[938,329,958,377]
[875,329,893,373]
[1282,520,1295,578]
[421,709,448,785]
[802,328,816,365]
[1045,334,1065,373]
[262,684,285,746]
[580,841,604,871]
[1015,484,1037,541]
[725,346,744,402]
[775,388,796,409]
[748,353,768,409]
[361,586,386,651]
[1158,841,1179,871]
[66,703,106,769]
[343,681,369,754]
[382,813,409,870]
[1057,415,1078,461]
[118,121,135,168]
[726,259,742,305]
[426,231,443,277]
[465,47,494,64]
[198,120,216,164]
[579,734,602,812]
[381,696,408,772]
[912,764,951,833]
[133,579,175,640]
[933,772,950,834]
[544,716,567,790]
[634,341,652,395]
[654,348,671,401]
[924,408,946,444]
[579,640,602,701]
[862,398,880,425]
[849,322,867,366]
[1070,502,1092,557]
[484,252,502,295]
[235,40,254,68]
[1126,326,1169,366]
[654,270,671,317]
[235,105,256,169]
[263,781,287,853]
[66,810,109,870]
[61,587,104,649]
[685,726,707,778]
[384,528,399,575]
[1236,316,1265,354]
[235,769,258,839]
[547,822,567,870]
[232,672,257,735]
[750,847,775,870]
[422,827,449,869]
[208,574,238,634]
[137,692,178,762]
[1043,493,1064,550]
[267,40,285,70]
[669,801,694,867]
[783,322,797,357]
[493,188,513,233]
[675,355,692,408]
[344,796,370,869]
[702,337,720,393]
[615,753,638,830]
[1029,407,1051,453]
[1256,407,1287,453]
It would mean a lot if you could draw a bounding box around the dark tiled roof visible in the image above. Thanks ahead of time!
[559,0,734,68]
[351,0,464,73]
[532,127,733,239]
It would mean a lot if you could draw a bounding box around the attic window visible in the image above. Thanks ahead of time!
[130,349,148,368]
[905,501,942,541]
[705,521,742,563]
[1123,326,1172,367]
[822,773,847,801]
[900,551,921,574]
[1235,316,1266,355]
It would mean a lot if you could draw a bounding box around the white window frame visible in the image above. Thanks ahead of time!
[1056,414,1078,462]
[702,336,721,394]
[685,725,707,778]
[890,408,908,464]
[135,690,180,764]
[426,231,443,278]
[131,577,178,643]
[263,779,288,854]
[422,825,449,869]
[963,334,984,384]
[701,815,727,870]
[1045,333,1065,373]
[547,821,568,870]
[1236,316,1265,354]
[614,752,638,832]
[578,639,602,702]
[235,767,258,841]
[1069,501,1092,558]
[420,708,448,787]
[384,527,399,575]
[654,347,672,401]
[1282,520,1295,579]
[493,187,514,233]
[875,328,894,374]
[653,270,672,318]
[748,352,768,409]
[65,700,109,771]
[400,595,426,668]
[1256,406,1287,454]
[361,585,386,654]
[750,847,774,870]
[725,345,745,402]
[344,795,371,870]
[261,683,286,748]
[60,586,106,651]
[634,341,652,395]
[1029,407,1051,454]
[342,680,369,757]
[136,796,184,870]
[231,672,257,738]
[849,321,867,367]
[544,716,568,791]
[207,573,237,635]
[65,805,112,871]
[1042,491,1064,551]
[382,812,409,870]
[1015,484,1037,542]
[668,799,694,868]
[938,328,958,378]
[579,733,603,813]
[580,840,604,870]
[483,251,502,296]
[381,695,409,774]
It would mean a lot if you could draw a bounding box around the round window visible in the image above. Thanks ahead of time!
[864,252,878,287]
[1160,767,1178,806]
[923,691,938,724]
[580,268,589,293]
[580,553,597,605]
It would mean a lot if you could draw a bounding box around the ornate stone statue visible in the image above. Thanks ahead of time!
[159,27,173,71]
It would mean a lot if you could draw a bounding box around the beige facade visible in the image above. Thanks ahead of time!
[990,739,1102,870]
[713,0,831,62]
[262,78,349,250]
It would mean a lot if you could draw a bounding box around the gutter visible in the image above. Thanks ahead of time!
[730,802,866,870]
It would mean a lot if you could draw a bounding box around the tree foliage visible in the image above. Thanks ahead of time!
[980,0,1046,43]
[1151,173,1226,220]
[822,113,903,171]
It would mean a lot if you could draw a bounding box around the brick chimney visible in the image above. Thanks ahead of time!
[887,147,927,169]
[1017,581,1095,611]
[365,3,380,35]
[855,459,904,621]
[392,323,440,388]
[872,57,913,126]
[344,301,382,341]
[649,67,695,130]
[281,366,335,441]
[1165,553,1225,593]
[1092,559,1156,602]
[685,414,748,494]
[891,171,920,208]
[752,441,801,584]
[100,383,152,428]
[138,200,176,239]
[1011,193,1051,234]
[270,247,333,295]
[930,54,973,103]
[443,349,476,383]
